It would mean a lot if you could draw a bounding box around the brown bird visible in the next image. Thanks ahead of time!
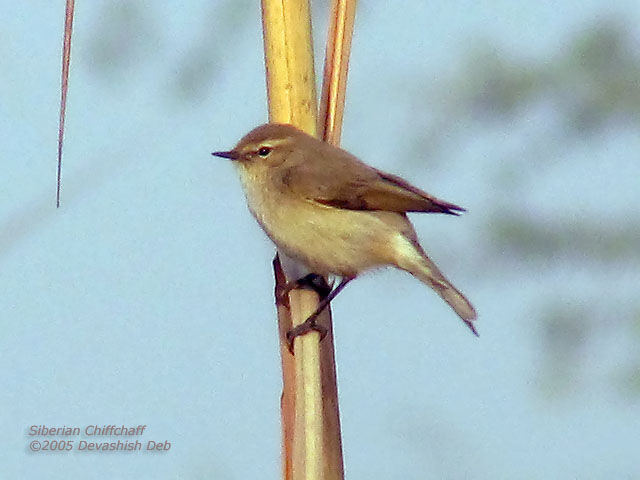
[212,123,477,344]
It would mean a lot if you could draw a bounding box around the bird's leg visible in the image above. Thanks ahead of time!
[286,277,354,353]
[275,273,332,307]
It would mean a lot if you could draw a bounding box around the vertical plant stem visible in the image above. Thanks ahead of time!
[262,0,356,478]
[316,1,357,477]
[319,0,357,144]
[261,1,329,479]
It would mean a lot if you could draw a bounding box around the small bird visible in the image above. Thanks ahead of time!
[212,123,477,344]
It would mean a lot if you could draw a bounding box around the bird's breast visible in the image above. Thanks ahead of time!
[236,166,411,277]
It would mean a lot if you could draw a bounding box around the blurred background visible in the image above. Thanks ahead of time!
[2,1,639,478]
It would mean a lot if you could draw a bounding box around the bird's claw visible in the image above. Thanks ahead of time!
[275,273,332,307]
[286,317,328,354]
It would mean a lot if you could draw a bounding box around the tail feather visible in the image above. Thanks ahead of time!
[400,248,478,334]
[429,275,478,335]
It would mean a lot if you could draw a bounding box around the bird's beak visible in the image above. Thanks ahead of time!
[211,150,240,160]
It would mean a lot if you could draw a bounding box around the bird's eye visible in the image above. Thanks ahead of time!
[257,146,272,157]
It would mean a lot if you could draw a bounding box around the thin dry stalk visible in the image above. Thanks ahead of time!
[319,0,357,144]
[316,2,357,477]
[262,0,356,478]
[261,1,328,479]
[57,0,75,207]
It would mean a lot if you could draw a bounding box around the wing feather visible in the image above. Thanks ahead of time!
[279,146,465,215]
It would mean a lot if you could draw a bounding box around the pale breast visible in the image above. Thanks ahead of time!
[237,167,408,277]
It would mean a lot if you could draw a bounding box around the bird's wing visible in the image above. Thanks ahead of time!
[280,149,465,215]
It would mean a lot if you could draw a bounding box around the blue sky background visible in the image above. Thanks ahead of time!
[2,1,640,478]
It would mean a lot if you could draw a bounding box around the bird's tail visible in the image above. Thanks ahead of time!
[397,241,477,334]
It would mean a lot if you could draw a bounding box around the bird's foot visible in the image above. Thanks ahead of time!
[275,273,332,307]
[286,316,328,354]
